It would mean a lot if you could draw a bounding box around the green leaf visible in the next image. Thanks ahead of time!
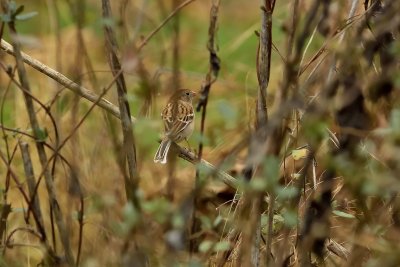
[199,215,212,230]
[199,240,213,253]
[290,173,301,179]
[142,198,171,223]
[213,215,223,227]
[261,214,268,228]
[172,214,184,228]
[16,11,38,21]
[276,186,298,199]
[262,156,280,187]
[282,209,297,227]
[122,202,140,227]
[250,177,267,191]
[272,214,286,234]
[13,5,24,17]
[213,241,230,252]
[36,127,48,142]
[303,118,328,144]
[292,148,308,160]
[332,210,355,219]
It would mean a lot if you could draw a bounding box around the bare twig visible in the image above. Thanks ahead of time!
[76,197,84,267]
[327,0,360,82]
[0,39,237,190]
[255,3,271,127]
[171,0,181,90]
[18,141,45,234]
[65,3,87,265]
[137,0,197,51]
[0,65,14,219]
[239,0,274,266]
[195,0,221,161]
[2,1,75,264]
[0,147,59,264]
[189,0,221,251]
[0,39,125,121]
[0,203,11,246]
[102,0,140,207]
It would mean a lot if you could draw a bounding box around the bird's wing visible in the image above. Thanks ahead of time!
[161,102,174,132]
[166,101,194,139]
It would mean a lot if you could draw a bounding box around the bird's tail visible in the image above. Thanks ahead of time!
[154,139,172,164]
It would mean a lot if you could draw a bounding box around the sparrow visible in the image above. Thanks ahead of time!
[154,89,196,164]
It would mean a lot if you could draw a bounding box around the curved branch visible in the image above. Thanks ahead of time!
[0,39,237,190]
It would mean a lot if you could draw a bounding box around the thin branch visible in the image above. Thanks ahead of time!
[190,0,221,251]
[102,0,140,207]
[2,2,75,264]
[18,141,45,235]
[239,0,274,266]
[137,0,198,51]
[0,39,237,190]
[0,39,125,121]
[327,0,360,82]
[171,0,181,90]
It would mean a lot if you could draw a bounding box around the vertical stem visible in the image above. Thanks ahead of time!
[240,0,274,266]
[172,0,181,90]
[2,1,75,265]
[256,1,272,127]
[190,0,221,252]
[102,0,141,208]
[19,141,45,233]
[265,192,275,265]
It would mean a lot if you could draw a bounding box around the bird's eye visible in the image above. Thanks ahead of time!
[186,92,190,96]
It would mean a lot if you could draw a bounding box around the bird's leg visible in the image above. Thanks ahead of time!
[184,139,197,155]
[185,138,191,150]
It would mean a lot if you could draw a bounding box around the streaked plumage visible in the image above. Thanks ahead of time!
[154,89,196,164]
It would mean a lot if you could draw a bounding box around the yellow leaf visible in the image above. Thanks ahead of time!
[291,173,301,179]
[292,148,308,160]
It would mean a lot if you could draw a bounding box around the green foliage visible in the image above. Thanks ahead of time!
[199,240,213,253]
[332,210,355,219]
[35,127,48,142]
[0,2,37,23]
[115,202,140,236]
[142,198,172,224]
[261,213,285,235]
[276,185,298,200]
[281,209,298,228]
[213,240,230,252]
[199,240,230,253]
[303,117,328,145]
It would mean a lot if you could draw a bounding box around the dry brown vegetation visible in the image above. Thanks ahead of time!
[0,0,400,266]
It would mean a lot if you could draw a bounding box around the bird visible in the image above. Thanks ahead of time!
[154,89,196,164]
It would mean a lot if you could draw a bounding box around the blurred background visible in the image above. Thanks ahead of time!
[1,0,400,266]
